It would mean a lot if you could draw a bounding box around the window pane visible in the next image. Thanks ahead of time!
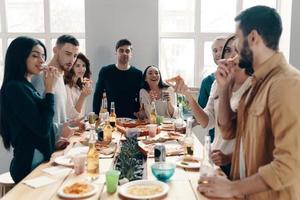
[243,0,276,9]
[201,0,236,33]
[160,39,194,86]
[160,0,195,32]
[6,0,44,32]
[203,41,217,78]
[0,39,3,87]
[50,0,85,33]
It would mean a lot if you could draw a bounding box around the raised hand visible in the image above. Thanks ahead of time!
[166,75,190,96]
[81,84,92,97]
[44,66,60,93]
[216,58,236,92]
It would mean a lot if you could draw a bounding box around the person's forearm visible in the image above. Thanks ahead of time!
[186,94,209,127]
[232,173,270,196]
[75,94,86,113]
[167,102,175,117]
[218,88,234,126]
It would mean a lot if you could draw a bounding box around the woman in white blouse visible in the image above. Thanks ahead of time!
[64,53,92,119]
[139,65,178,119]
[170,35,252,176]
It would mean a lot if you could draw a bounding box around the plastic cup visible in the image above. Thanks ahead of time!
[147,124,158,137]
[156,115,163,125]
[73,154,86,175]
[106,170,120,193]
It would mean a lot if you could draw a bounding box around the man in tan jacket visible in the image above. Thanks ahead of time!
[198,5,300,199]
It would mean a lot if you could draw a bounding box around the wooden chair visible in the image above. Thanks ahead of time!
[0,172,15,198]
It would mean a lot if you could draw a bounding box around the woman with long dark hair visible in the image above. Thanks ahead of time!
[64,53,92,119]
[0,36,59,183]
[138,65,178,119]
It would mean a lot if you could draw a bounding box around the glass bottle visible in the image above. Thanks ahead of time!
[149,101,157,124]
[98,92,109,128]
[183,117,194,156]
[199,135,215,178]
[88,112,96,130]
[87,131,99,180]
[109,102,117,129]
[175,103,184,129]
[103,117,113,144]
[100,92,108,113]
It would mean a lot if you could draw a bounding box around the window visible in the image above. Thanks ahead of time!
[6,0,44,33]
[159,0,292,87]
[0,0,85,86]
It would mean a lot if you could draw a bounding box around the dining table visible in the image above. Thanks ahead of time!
[1,129,236,200]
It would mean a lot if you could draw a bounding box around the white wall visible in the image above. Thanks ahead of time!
[85,0,159,112]
[0,139,12,173]
[290,0,300,68]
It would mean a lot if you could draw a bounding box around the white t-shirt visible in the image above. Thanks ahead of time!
[66,85,86,119]
[139,87,178,118]
[202,77,252,155]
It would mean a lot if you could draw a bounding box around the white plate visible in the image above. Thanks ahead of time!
[176,157,201,169]
[117,117,135,122]
[54,155,74,167]
[65,146,89,157]
[119,180,169,200]
[57,181,98,199]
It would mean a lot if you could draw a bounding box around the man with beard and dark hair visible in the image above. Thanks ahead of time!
[197,6,300,199]
[93,39,142,118]
[32,35,83,149]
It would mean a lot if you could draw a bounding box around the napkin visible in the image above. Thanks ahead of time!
[93,174,106,184]
[23,176,56,188]
[42,166,72,175]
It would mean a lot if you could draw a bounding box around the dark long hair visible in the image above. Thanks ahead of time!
[0,36,46,150]
[141,65,168,91]
[221,35,237,59]
[64,53,91,90]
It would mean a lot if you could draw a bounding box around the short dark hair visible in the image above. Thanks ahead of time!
[115,39,132,51]
[235,5,282,50]
[56,34,79,46]
[141,65,168,91]
[64,52,91,89]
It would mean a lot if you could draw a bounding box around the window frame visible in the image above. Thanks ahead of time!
[159,0,290,87]
[0,0,85,63]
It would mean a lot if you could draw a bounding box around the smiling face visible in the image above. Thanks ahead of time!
[225,38,242,74]
[212,39,226,65]
[55,43,79,72]
[145,66,160,86]
[26,44,46,76]
[73,58,86,79]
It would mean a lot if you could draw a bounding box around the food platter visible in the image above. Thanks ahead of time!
[176,156,201,169]
[119,180,169,199]
[57,181,98,199]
